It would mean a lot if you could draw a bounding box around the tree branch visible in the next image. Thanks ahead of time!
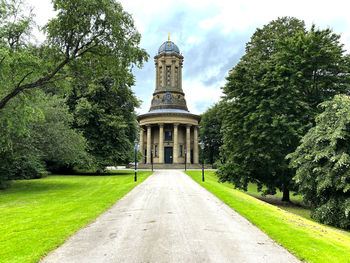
[0,57,70,111]
[17,71,33,87]
[0,56,5,67]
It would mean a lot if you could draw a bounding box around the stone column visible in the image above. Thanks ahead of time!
[186,125,191,164]
[159,124,164,164]
[173,123,179,163]
[194,126,199,164]
[146,125,151,164]
[139,127,144,157]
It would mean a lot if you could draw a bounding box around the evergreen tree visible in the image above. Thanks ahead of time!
[288,95,350,229]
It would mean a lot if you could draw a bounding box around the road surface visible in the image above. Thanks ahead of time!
[41,170,300,263]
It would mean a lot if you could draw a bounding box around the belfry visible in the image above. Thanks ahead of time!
[137,36,201,168]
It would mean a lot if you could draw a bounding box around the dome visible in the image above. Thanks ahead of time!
[158,41,180,55]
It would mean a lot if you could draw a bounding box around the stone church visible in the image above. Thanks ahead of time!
[137,36,201,168]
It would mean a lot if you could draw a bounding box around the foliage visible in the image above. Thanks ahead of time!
[186,170,350,263]
[0,0,148,110]
[218,17,350,201]
[287,95,350,229]
[30,93,91,172]
[199,101,226,166]
[0,92,90,187]
[65,36,143,169]
[0,171,152,263]
[67,74,140,170]
[0,0,148,185]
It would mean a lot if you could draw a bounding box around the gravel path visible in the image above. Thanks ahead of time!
[41,170,300,263]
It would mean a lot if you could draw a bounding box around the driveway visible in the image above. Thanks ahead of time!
[41,170,299,263]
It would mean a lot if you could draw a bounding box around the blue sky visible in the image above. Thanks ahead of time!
[28,0,350,114]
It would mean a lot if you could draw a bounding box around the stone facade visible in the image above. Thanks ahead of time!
[137,37,201,168]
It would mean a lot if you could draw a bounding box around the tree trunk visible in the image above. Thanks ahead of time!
[282,186,290,202]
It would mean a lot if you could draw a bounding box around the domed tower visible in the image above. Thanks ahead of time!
[137,35,201,168]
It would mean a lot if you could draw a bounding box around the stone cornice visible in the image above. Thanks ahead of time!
[137,112,201,123]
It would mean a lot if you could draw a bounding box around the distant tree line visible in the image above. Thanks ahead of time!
[200,17,350,229]
[0,0,148,188]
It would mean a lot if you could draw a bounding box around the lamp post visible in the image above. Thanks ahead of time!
[134,139,139,182]
[151,149,153,171]
[184,148,187,171]
[199,142,205,182]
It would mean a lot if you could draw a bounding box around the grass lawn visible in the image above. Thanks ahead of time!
[243,182,312,220]
[0,171,152,263]
[186,170,350,263]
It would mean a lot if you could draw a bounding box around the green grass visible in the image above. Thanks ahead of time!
[243,182,312,220]
[186,170,350,263]
[0,171,152,263]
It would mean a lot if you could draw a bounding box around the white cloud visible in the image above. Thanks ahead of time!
[183,79,224,114]
[25,0,350,114]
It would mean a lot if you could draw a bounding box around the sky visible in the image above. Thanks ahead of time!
[28,0,350,114]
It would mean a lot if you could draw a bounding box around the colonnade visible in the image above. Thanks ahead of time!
[139,124,199,164]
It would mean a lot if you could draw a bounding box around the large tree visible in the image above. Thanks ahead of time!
[287,95,350,229]
[0,0,148,185]
[66,53,140,170]
[218,17,350,201]
[0,0,148,111]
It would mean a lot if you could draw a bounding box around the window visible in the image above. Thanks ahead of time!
[154,144,158,157]
[165,130,172,141]
[166,66,171,86]
[175,67,178,87]
[180,145,183,157]
[159,67,162,86]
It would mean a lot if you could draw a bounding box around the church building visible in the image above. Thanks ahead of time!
[137,36,201,168]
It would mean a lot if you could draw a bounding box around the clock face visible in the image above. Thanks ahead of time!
[165,93,172,100]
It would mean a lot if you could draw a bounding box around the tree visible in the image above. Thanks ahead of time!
[67,65,140,170]
[217,17,350,201]
[0,0,148,111]
[0,0,147,185]
[199,101,226,166]
[0,91,89,188]
[287,95,350,229]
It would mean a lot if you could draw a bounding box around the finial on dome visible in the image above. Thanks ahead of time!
[168,32,170,41]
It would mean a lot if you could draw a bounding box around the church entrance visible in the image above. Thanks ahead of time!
[164,147,173,164]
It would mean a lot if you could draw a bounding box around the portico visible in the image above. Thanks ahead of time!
[139,122,200,165]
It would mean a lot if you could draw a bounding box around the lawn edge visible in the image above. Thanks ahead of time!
[39,171,153,261]
[184,171,301,257]
[185,170,350,263]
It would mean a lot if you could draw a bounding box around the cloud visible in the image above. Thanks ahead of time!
[27,0,350,115]
[129,3,252,114]
[126,0,350,115]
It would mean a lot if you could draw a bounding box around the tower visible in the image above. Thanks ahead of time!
[137,37,201,168]
[151,37,187,111]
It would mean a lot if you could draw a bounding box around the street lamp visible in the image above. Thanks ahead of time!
[134,139,139,182]
[199,142,205,182]
[184,148,187,171]
[151,149,153,171]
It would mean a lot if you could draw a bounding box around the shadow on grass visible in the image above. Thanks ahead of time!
[249,194,308,208]
[1,180,80,195]
[57,172,133,176]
